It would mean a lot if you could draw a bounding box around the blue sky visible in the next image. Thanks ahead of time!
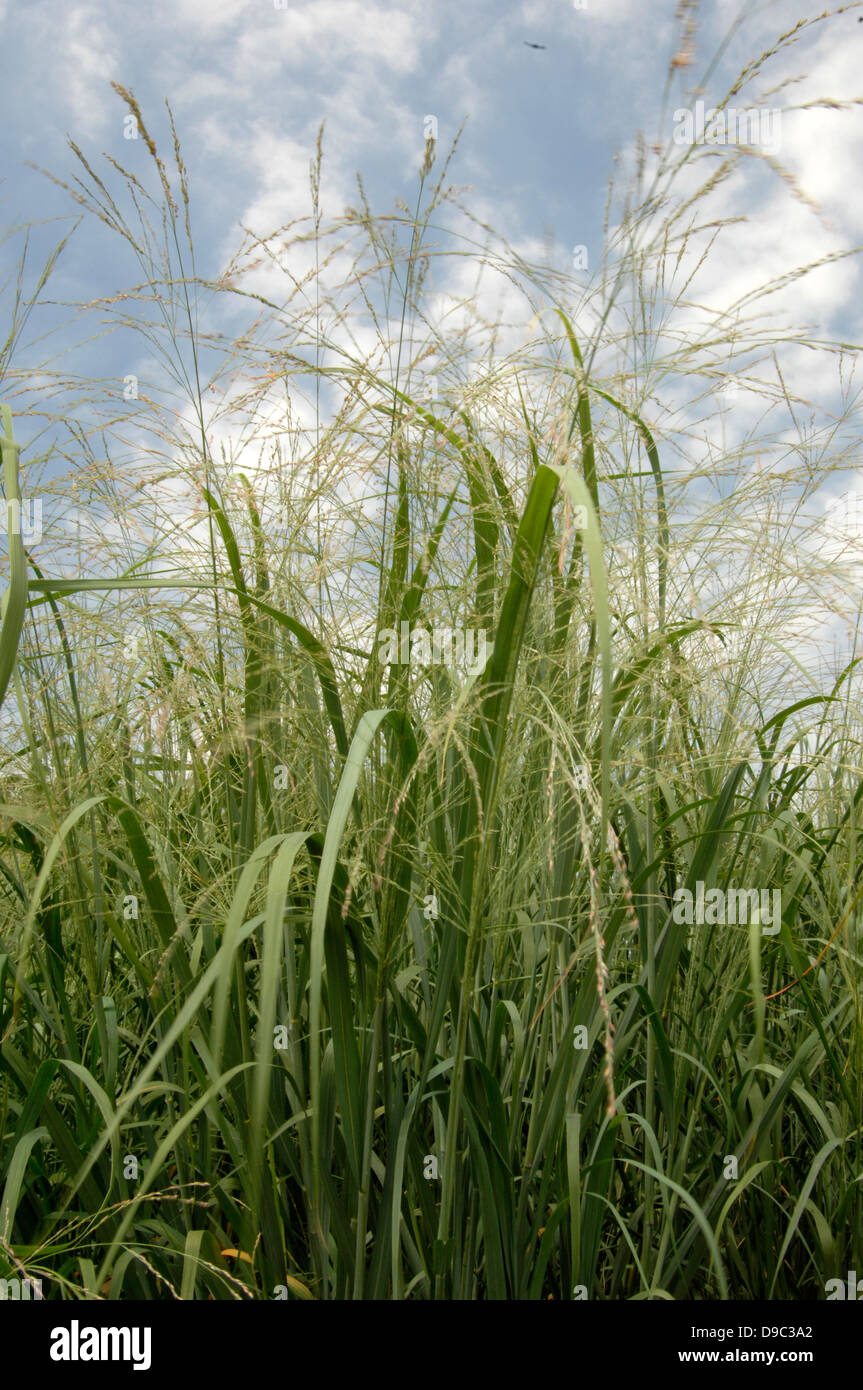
[5,0,859,358]
[2,0,863,695]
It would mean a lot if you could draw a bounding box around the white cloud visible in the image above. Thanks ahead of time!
[29,3,120,139]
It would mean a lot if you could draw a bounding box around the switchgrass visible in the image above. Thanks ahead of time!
[1,13,862,1299]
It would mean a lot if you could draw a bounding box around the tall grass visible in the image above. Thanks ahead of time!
[1,13,862,1299]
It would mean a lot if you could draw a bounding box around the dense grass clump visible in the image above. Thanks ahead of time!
[1,19,862,1299]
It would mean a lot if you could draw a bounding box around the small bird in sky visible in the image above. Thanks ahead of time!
[523,41,546,49]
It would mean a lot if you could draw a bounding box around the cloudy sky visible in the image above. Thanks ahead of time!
[2,0,863,691]
[5,1,861,360]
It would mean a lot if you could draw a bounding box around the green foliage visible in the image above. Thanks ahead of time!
[1,38,862,1300]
